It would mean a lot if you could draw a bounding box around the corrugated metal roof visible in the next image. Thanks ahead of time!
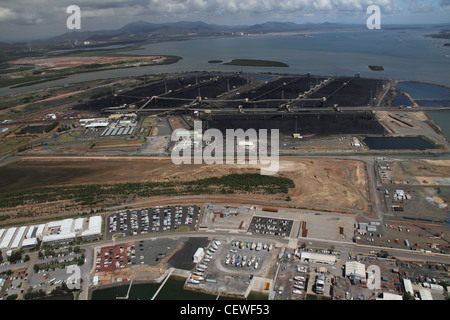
[0,228,17,249]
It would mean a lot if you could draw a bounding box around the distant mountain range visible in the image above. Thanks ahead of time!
[48,20,360,43]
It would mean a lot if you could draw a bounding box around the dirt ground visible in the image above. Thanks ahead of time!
[0,156,370,225]
[386,159,450,185]
[11,56,166,70]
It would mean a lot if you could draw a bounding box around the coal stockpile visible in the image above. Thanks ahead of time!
[72,94,141,112]
[72,75,214,112]
[167,76,247,99]
[147,75,248,109]
[125,75,213,99]
[204,113,385,136]
[310,77,387,107]
[239,76,326,101]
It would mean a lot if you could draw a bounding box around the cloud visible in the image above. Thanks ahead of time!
[1,0,400,22]
[0,0,445,32]
[0,7,16,22]
[404,0,434,13]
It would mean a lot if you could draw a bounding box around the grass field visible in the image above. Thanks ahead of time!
[0,137,31,154]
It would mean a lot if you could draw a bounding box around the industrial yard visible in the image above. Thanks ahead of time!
[0,71,449,302]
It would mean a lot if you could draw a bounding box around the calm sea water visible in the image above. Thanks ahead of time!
[395,82,450,100]
[90,276,264,300]
[394,82,450,107]
[1,26,449,96]
[427,111,450,141]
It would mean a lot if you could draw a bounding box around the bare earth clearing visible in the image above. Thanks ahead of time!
[0,157,369,225]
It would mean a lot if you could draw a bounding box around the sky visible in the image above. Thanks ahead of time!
[0,0,449,41]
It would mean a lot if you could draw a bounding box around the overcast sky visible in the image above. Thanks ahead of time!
[0,0,449,41]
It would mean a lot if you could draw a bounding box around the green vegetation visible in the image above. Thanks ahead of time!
[138,117,155,137]
[0,65,34,74]
[208,60,223,64]
[44,122,59,133]
[223,59,289,67]
[0,75,66,88]
[0,137,31,154]
[58,131,83,143]
[9,76,67,88]
[7,249,23,263]
[426,31,450,40]
[0,173,294,209]
[369,65,384,71]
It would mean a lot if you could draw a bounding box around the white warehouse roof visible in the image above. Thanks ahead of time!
[11,226,27,250]
[25,226,35,239]
[419,289,433,300]
[403,279,414,296]
[74,218,84,232]
[22,237,37,248]
[300,251,336,264]
[81,216,102,237]
[377,292,403,300]
[35,224,46,239]
[0,228,17,249]
[345,261,366,279]
[42,232,77,243]
[85,122,109,128]
[61,218,74,234]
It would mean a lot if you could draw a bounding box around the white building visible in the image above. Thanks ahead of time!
[237,140,257,151]
[419,289,433,300]
[300,251,336,265]
[193,247,205,263]
[377,292,403,300]
[345,261,366,281]
[403,278,414,296]
[81,215,102,239]
[10,226,27,250]
[42,216,102,245]
[0,228,17,250]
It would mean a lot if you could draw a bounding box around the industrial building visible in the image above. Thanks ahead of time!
[345,261,366,282]
[193,247,205,263]
[81,215,102,240]
[0,216,103,250]
[300,251,336,265]
[376,292,403,300]
[42,216,103,245]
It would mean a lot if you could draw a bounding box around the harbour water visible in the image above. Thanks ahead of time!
[1,26,449,96]
[426,111,450,141]
[90,276,265,300]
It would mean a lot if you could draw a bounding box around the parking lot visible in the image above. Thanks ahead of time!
[1,268,27,299]
[247,216,293,237]
[24,247,85,294]
[185,238,278,298]
[95,238,188,273]
[106,205,200,240]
